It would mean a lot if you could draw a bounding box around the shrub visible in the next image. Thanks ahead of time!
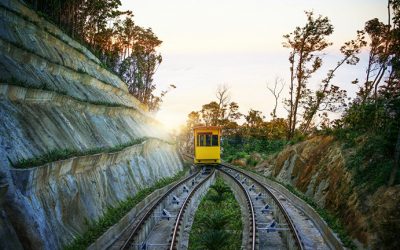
[189,178,242,250]
[222,137,286,165]
[13,138,146,168]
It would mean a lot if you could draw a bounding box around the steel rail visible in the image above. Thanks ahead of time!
[169,168,215,250]
[219,167,257,250]
[221,163,305,250]
[121,168,200,249]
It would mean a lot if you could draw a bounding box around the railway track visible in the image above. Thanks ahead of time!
[169,167,215,250]
[219,164,305,250]
[224,164,336,249]
[117,167,215,250]
[108,155,333,249]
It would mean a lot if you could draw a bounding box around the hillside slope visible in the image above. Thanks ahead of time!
[0,0,182,249]
[257,136,400,249]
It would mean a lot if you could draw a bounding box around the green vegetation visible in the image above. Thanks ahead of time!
[322,97,400,190]
[13,138,146,169]
[22,0,169,111]
[189,178,242,250]
[178,3,399,247]
[222,137,286,165]
[64,168,187,250]
[36,5,124,81]
[180,85,288,168]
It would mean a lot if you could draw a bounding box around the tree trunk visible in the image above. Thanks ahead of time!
[388,126,400,186]
[287,51,295,140]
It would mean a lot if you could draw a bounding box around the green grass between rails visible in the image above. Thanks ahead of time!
[63,168,188,250]
[188,177,243,250]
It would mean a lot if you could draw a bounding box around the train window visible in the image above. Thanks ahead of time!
[205,134,211,146]
[198,133,208,146]
[212,135,218,146]
[200,134,206,146]
[196,134,212,147]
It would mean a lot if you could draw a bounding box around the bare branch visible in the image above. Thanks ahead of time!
[267,77,286,119]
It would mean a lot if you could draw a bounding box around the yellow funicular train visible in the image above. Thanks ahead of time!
[193,126,221,164]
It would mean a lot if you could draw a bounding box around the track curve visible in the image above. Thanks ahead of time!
[220,164,305,250]
[169,168,215,249]
[119,167,215,250]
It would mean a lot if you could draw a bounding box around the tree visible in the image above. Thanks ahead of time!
[301,32,366,133]
[181,86,242,149]
[358,18,391,103]
[187,111,202,129]
[265,118,288,139]
[26,0,165,111]
[387,0,400,186]
[336,0,400,186]
[214,85,242,127]
[243,109,266,137]
[193,85,242,127]
[283,11,334,139]
[117,26,163,110]
[216,85,231,119]
[267,77,285,119]
[200,102,220,126]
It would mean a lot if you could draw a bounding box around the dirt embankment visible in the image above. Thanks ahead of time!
[256,136,400,249]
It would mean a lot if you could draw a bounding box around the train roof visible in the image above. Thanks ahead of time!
[193,126,221,131]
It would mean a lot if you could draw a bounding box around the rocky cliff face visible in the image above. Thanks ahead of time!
[257,136,400,249]
[0,0,183,249]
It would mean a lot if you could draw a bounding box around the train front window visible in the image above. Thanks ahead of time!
[197,133,213,146]
[200,134,206,146]
[205,134,211,146]
[212,135,218,146]
[198,134,205,146]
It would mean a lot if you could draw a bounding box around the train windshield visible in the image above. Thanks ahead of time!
[197,133,219,147]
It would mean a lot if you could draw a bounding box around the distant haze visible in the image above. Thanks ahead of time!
[121,0,387,130]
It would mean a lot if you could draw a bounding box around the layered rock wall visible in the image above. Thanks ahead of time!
[0,0,183,249]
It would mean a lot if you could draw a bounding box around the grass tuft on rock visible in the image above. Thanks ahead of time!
[13,138,146,168]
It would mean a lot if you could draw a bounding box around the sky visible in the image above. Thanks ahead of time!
[121,0,388,131]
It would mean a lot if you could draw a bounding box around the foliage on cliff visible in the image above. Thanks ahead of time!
[328,0,400,187]
[24,0,170,110]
